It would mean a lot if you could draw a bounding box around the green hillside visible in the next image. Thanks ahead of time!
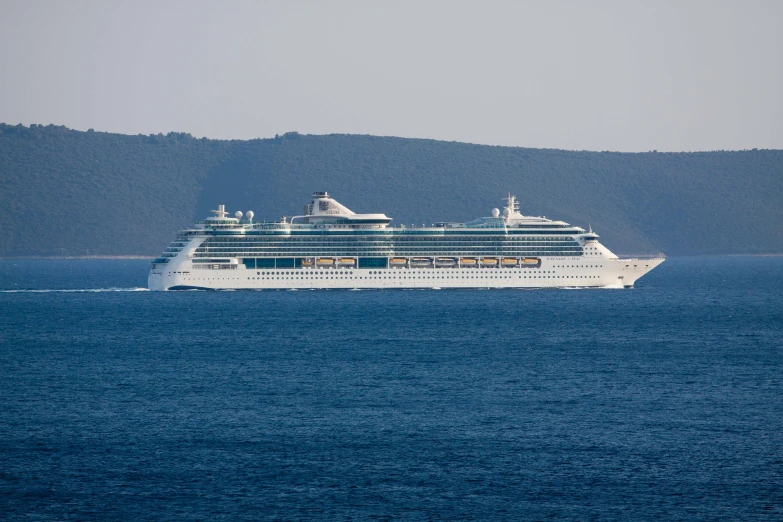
[1,123,781,257]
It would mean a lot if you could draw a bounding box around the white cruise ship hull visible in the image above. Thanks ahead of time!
[149,257,664,291]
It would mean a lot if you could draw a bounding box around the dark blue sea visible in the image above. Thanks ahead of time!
[1,257,781,520]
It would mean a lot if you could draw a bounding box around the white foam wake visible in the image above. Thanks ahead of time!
[0,287,150,293]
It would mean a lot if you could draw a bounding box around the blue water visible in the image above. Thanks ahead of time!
[1,257,781,520]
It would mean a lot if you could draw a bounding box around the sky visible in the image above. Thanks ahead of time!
[1,0,781,152]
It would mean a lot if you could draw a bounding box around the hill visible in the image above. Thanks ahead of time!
[1,123,781,257]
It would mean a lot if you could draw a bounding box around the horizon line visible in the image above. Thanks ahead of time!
[1,122,779,155]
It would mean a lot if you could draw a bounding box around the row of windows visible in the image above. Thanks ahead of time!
[192,264,237,270]
[196,242,580,249]
[198,244,581,250]
[235,258,604,270]
[243,274,601,281]
[197,247,582,254]
[196,248,583,256]
[200,236,580,243]
[254,269,572,275]
[201,228,582,236]
[198,242,581,251]
[176,275,603,285]
[198,253,583,261]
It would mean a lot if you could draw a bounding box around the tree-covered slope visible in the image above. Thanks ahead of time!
[1,123,781,257]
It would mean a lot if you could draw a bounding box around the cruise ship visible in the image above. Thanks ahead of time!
[148,192,664,291]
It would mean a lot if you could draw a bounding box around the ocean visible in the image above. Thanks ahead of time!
[0,257,781,520]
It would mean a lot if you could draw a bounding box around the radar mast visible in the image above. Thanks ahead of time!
[211,204,229,219]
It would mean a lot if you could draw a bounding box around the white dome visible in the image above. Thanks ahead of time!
[492,208,500,218]
[246,210,254,220]
[503,207,511,218]
[235,211,243,219]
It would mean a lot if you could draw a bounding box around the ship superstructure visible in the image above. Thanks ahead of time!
[148,192,664,290]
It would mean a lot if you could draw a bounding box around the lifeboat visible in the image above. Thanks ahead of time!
[410,257,433,267]
[459,258,477,265]
[337,258,356,266]
[522,257,541,267]
[316,258,335,266]
[301,259,314,267]
[480,257,498,266]
[389,257,408,266]
[501,258,519,266]
[435,257,457,267]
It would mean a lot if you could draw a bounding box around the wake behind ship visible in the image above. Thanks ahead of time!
[148,192,664,290]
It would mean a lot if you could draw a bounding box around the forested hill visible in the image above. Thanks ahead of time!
[1,123,781,257]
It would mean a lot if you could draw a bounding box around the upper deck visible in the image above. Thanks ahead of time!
[186,192,594,239]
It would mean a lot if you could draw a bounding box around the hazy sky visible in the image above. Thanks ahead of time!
[1,0,781,151]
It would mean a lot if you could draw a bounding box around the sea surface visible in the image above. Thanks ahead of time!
[0,257,781,520]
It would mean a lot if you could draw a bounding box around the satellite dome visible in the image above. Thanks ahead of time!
[235,211,243,219]
[503,207,511,218]
[492,208,500,218]
[246,210,254,220]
